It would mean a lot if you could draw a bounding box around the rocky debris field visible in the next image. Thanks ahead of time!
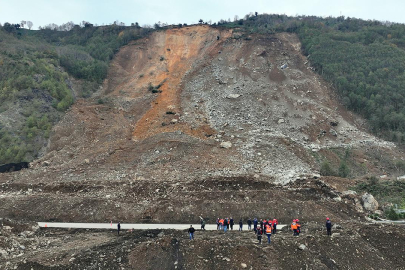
[1,220,404,270]
[1,175,369,225]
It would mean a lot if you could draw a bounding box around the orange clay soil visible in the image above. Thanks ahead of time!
[123,26,232,141]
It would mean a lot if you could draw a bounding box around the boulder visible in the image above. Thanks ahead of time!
[298,244,306,250]
[361,193,379,212]
[0,249,7,258]
[355,199,364,213]
[227,94,241,99]
[330,120,339,126]
[241,263,247,268]
[342,190,357,196]
[220,142,232,149]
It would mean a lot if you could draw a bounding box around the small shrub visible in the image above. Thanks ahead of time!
[385,207,399,220]
[320,160,335,176]
[338,161,350,178]
[97,99,104,104]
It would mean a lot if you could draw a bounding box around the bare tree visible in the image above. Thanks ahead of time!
[234,15,239,22]
[20,20,26,28]
[27,21,33,30]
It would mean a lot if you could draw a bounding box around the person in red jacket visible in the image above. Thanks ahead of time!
[268,218,273,228]
[272,218,278,234]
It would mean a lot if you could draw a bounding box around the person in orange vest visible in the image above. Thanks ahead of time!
[296,219,301,235]
[219,218,224,230]
[291,219,298,236]
[265,224,272,243]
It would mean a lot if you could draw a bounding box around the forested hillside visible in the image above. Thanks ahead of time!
[0,23,152,164]
[219,14,405,143]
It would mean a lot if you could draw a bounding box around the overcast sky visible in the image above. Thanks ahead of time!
[0,0,403,29]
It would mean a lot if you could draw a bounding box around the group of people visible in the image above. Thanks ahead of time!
[251,218,278,244]
[290,219,301,236]
[191,217,334,243]
[214,217,279,234]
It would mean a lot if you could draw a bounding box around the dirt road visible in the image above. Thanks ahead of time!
[38,222,287,230]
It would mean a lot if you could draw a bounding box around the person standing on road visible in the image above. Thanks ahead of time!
[239,219,243,231]
[219,218,224,230]
[272,218,278,234]
[117,222,121,236]
[253,218,258,232]
[265,224,272,244]
[224,218,228,232]
[230,217,234,230]
[326,218,332,236]
[260,219,264,231]
[188,225,195,240]
[257,226,263,244]
[247,218,252,230]
[199,216,206,231]
[216,218,220,230]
